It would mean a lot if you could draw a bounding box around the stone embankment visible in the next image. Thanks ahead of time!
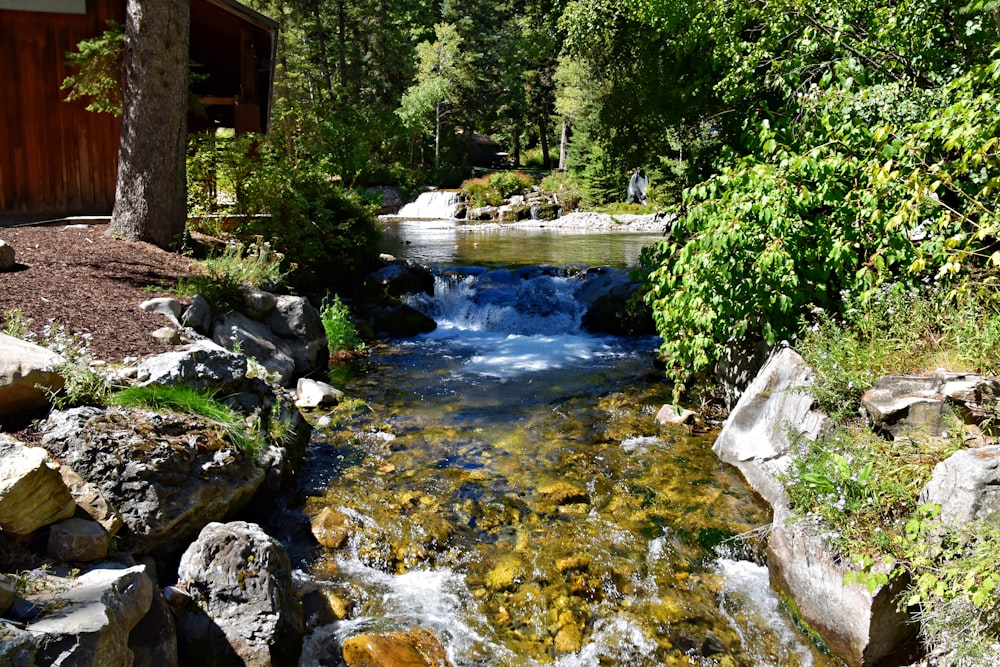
[712,346,1000,666]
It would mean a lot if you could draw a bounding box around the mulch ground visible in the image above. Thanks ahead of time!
[0,222,198,362]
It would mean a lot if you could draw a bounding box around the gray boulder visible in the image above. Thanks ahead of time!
[263,295,329,377]
[26,563,153,667]
[920,445,1000,526]
[0,332,65,420]
[0,436,75,536]
[241,289,278,320]
[213,312,297,386]
[0,621,37,666]
[861,372,1000,439]
[176,521,304,667]
[136,339,247,394]
[139,297,183,326]
[0,240,16,270]
[295,377,344,409]
[713,346,825,506]
[714,347,912,667]
[181,295,212,335]
[40,407,266,556]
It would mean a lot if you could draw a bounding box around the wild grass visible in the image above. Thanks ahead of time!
[175,238,290,312]
[108,384,265,457]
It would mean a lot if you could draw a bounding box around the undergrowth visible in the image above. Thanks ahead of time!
[320,294,366,355]
[789,286,1000,659]
[176,238,290,313]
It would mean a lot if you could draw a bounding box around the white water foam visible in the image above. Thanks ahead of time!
[396,190,464,219]
[715,558,817,667]
[406,273,630,378]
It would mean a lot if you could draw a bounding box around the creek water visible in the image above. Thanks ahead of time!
[291,218,839,666]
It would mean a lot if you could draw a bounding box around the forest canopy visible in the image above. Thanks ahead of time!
[224,1,1000,389]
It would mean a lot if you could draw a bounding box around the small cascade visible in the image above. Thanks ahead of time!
[395,190,464,219]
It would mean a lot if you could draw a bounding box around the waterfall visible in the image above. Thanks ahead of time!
[395,190,464,219]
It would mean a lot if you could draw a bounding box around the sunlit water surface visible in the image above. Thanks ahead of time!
[287,218,838,666]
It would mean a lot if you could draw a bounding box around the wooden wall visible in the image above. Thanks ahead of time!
[0,1,124,217]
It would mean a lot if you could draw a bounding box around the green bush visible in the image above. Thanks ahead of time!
[187,134,382,292]
[320,294,366,355]
[460,171,535,208]
[540,171,584,212]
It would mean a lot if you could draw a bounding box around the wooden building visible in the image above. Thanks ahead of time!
[0,0,277,219]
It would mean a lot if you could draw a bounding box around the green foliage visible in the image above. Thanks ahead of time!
[783,426,958,558]
[799,288,1000,419]
[186,132,381,291]
[61,20,124,115]
[540,171,584,212]
[176,238,288,313]
[3,312,113,409]
[320,295,366,355]
[460,171,534,207]
[108,384,266,458]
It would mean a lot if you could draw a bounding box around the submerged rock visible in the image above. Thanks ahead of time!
[341,627,453,667]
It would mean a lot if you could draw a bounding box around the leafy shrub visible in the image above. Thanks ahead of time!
[540,171,584,212]
[176,238,289,313]
[320,294,366,355]
[460,171,535,208]
[187,133,382,291]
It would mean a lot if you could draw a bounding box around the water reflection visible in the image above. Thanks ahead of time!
[379,218,664,268]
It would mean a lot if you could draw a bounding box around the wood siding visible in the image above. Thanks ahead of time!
[1,1,124,217]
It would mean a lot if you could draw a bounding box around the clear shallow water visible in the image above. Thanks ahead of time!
[293,219,838,666]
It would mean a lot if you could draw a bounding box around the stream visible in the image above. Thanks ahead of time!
[288,215,839,666]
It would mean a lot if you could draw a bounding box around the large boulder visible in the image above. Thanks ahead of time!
[713,346,825,506]
[25,563,153,667]
[920,445,1000,526]
[0,622,37,666]
[263,294,329,377]
[135,338,247,394]
[213,311,297,386]
[40,407,266,556]
[861,372,1000,439]
[767,505,913,667]
[175,521,304,667]
[0,436,75,536]
[0,332,65,422]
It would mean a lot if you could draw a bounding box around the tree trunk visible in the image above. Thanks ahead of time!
[559,118,569,171]
[434,101,442,173]
[110,0,189,249]
[538,115,551,170]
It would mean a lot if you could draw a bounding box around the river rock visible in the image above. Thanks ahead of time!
[365,260,436,298]
[140,297,183,326]
[213,311,297,386]
[919,445,1000,526]
[0,436,75,536]
[767,504,913,667]
[368,303,437,336]
[0,239,15,270]
[0,621,37,666]
[656,404,697,425]
[0,574,15,615]
[310,506,355,549]
[295,378,344,409]
[241,288,278,319]
[713,346,825,506]
[341,628,452,667]
[861,371,1000,439]
[0,332,65,421]
[175,521,304,667]
[135,338,247,394]
[47,517,109,562]
[181,294,213,334]
[26,563,153,667]
[40,406,266,555]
